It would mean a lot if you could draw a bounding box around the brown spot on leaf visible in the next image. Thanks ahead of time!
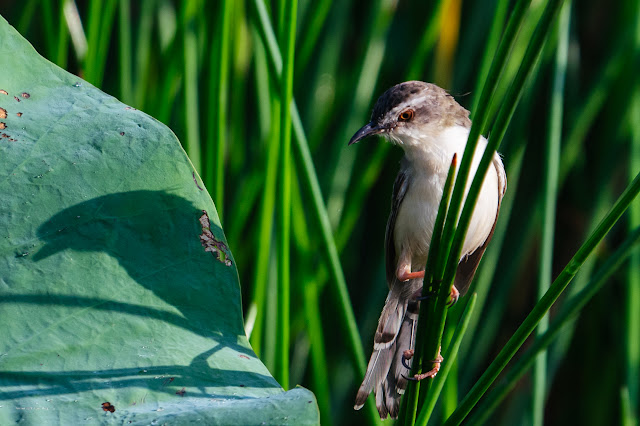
[238,354,250,359]
[101,402,115,413]
[14,96,20,102]
[16,112,22,117]
[21,92,30,99]
[0,108,6,119]
[192,172,203,190]
[119,132,125,136]
[199,211,233,266]
[0,89,7,95]
[0,122,6,130]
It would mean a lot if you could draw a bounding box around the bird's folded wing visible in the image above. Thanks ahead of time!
[455,154,507,294]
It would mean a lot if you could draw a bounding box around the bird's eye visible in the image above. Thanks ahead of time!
[398,109,414,122]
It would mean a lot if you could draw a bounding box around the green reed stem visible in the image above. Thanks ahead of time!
[533,3,570,424]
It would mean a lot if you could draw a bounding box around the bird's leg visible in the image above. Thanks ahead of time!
[402,347,444,381]
[398,270,425,281]
[396,256,421,281]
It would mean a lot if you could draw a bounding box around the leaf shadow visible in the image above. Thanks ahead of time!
[0,345,275,402]
[1,190,279,401]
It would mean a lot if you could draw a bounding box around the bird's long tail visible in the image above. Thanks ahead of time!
[354,283,419,419]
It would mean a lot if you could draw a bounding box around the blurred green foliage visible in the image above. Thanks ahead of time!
[2,0,639,424]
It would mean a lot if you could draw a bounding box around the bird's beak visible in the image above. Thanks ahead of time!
[348,122,384,145]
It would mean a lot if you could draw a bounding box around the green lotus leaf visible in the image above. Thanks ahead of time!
[0,16,318,425]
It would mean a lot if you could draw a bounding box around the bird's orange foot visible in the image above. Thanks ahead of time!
[402,347,444,381]
[447,285,460,306]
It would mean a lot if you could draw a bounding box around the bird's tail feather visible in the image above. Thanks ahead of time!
[353,342,394,410]
[354,288,420,419]
[373,282,411,350]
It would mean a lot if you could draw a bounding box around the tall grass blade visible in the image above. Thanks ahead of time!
[133,0,154,108]
[55,2,70,68]
[118,0,133,105]
[533,3,570,424]
[406,0,446,80]
[248,22,279,357]
[251,83,280,356]
[41,1,56,60]
[63,0,88,63]
[84,0,117,87]
[181,2,202,172]
[295,0,332,73]
[274,0,298,390]
[16,0,38,35]
[206,0,232,218]
[470,0,510,114]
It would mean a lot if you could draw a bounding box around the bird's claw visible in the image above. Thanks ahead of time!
[401,347,443,381]
[401,349,414,370]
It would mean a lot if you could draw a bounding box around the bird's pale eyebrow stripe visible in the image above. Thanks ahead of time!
[408,94,428,104]
[392,94,429,112]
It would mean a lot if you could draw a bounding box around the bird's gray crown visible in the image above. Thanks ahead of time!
[370,81,471,129]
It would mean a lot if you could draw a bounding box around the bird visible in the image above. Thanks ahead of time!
[348,81,506,419]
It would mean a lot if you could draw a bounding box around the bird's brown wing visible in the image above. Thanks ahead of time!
[385,161,411,287]
[454,154,507,295]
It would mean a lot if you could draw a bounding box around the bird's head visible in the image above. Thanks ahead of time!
[348,81,471,147]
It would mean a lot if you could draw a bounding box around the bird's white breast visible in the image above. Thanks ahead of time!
[393,125,500,266]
